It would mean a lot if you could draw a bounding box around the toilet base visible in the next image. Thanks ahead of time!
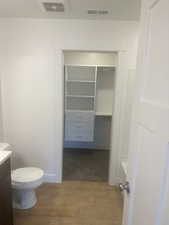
[13,189,37,210]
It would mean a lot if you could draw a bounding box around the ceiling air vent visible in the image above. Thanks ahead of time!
[87,9,109,15]
[42,1,65,12]
[98,10,109,15]
[87,10,98,15]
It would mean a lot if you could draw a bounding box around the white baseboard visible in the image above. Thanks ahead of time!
[44,173,61,183]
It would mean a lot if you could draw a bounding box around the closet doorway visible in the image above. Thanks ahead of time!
[63,51,117,182]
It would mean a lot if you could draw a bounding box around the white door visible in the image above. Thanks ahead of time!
[122,0,169,224]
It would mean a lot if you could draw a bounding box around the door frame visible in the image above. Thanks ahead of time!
[56,48,132,185]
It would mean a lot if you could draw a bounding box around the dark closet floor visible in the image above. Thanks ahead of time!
[63,149,110,182]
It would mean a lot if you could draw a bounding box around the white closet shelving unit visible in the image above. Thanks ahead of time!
[65,66,97,112]
[64,65,115,143]
[65,66,97,142]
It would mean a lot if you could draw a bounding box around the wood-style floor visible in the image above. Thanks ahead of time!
[14,181,123,225]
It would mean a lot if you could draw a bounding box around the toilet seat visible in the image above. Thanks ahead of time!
[12,167,44,190]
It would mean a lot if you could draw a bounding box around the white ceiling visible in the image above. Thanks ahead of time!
[0,0,141,20]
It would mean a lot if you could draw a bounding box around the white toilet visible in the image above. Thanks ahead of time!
[11,167,44,210]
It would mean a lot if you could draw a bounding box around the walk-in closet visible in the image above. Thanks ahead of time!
[63,51,117,182]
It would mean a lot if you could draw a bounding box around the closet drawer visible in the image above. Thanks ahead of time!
[65,121,94,142]
[65,120,91,128]
[65,119,83,126]
[65,111,95,142]
[65,121,94,134]
[65,111,94,122]
[65,130,94,142]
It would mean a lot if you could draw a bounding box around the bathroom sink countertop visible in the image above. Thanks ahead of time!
[0,150,12,165]
[0,143,10,150]
[0,143,11,166]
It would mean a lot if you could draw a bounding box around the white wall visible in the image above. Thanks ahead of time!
[64,51,117,66]
[96,68,115,115]
[0,18,138,182]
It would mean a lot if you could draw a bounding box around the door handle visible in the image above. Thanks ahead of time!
[119,182,130,194]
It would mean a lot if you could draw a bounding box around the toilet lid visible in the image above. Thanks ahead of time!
[11,167,44,183]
